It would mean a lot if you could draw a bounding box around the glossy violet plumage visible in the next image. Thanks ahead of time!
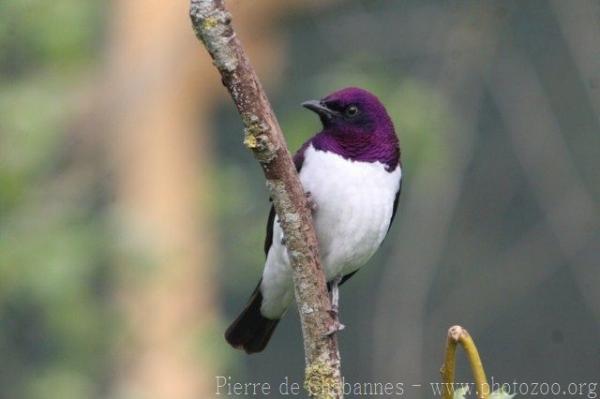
[301,87,400,171]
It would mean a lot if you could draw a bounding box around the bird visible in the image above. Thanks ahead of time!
[225,87,402,354]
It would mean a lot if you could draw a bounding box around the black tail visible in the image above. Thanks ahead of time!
[225,281,280,354]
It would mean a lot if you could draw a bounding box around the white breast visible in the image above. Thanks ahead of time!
[260,144,401,318]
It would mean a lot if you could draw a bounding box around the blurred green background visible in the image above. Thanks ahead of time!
[1,0,598,398]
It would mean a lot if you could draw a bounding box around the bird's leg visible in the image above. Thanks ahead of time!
[330,274,342,315]
[326,274,345,335]
[305,191,318,213]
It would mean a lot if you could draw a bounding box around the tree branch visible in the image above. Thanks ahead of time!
[189,1,342,397]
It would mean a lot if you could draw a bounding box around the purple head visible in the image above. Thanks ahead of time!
[302,87,400,170]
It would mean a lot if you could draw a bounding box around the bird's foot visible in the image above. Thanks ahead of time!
[325,317,345,336]
[329,274,343,311]
[305,191,318,212]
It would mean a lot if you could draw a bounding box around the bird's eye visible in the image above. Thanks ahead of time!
[345,105,359,118]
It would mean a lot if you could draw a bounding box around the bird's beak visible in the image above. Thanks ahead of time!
[301,100,338,119]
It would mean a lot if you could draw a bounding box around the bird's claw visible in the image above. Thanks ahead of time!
[326,306,345,335]
[305,191,318,212]
[325,319,345,336]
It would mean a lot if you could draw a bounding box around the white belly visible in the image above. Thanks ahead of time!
[260,144,401,318]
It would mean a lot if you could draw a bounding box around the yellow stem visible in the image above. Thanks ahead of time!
[441,330,457,399]
[440,325,489,399]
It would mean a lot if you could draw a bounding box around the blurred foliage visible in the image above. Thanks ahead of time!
[0,0,101,77]
[0,1,110,399]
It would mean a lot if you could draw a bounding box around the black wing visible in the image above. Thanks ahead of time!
[263,206,277,256]
[388,176,403,233]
